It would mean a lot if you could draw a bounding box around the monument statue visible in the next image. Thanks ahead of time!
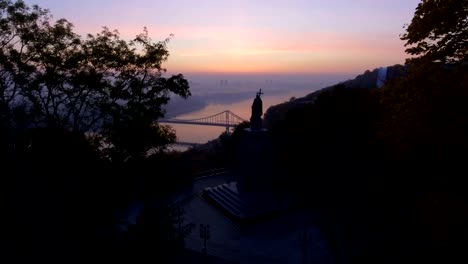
[250,89,263,130]
[202,89,283,224]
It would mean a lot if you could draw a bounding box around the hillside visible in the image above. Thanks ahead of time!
[263,64,407,127]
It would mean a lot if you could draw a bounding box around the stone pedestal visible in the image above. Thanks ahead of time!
[236,128,272,193]
[201,127,296,225]
[201,90,294,225]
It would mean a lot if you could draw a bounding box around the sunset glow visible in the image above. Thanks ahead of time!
[25,0,420,74]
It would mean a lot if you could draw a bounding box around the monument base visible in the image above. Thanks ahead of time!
[201,90,293,225]
[236,128,272,193]
[202,181,294,225]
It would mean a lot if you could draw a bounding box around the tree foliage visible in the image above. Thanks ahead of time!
[261,1,468,261]
[384,0,468,160]
[0,0,190,159]
[1,1,193,262]
[401,0,468,64]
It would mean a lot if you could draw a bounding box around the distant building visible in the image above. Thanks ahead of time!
[377,67,388,88]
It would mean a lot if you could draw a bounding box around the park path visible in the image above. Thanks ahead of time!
[181,172,337,264]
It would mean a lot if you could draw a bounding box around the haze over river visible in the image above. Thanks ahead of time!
[164,73,352,143]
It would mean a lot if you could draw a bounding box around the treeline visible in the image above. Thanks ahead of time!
[0,1,192,263]
[265,0,468,261]
[268,64,468,264]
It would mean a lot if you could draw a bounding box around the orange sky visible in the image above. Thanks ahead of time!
[26,0,421,75]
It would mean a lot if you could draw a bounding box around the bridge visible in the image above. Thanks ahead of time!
[160,110,247,133]
[172,141,201,147]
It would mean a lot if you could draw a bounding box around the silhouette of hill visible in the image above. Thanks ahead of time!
[264,64,407,127]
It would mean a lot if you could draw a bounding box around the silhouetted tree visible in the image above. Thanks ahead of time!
[375,2,468,261]
[270,85,381,198]
[219,121,250,167]
[401,0,468,64]
[380,0,468,162]
[0,0,190,160]
[1,1,193,263]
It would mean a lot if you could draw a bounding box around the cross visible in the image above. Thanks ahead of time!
[257,89,264,97]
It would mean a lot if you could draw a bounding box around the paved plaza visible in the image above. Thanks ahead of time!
[181,173,337,264]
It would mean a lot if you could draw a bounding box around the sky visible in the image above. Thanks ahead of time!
[24,0,421,75]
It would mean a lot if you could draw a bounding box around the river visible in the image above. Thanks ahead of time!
[168,88,316,144]
[162,72,356,146]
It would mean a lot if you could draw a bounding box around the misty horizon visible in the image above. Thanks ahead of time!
[23,0,420,75]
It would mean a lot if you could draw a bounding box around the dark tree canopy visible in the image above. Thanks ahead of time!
[0,0,190,159]
[401,0,468,64]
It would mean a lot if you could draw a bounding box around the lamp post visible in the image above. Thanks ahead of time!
[298,229,311,264]
[200,224,211,255]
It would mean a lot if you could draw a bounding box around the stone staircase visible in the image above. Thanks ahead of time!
[202,182,247,221]
[202,181,291,225]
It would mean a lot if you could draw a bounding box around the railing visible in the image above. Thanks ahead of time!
[160,110,246,130]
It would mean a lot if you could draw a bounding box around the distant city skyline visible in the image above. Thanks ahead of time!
[24,0,421,75]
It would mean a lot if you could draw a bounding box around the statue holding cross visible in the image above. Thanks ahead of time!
[250,89,263,130]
